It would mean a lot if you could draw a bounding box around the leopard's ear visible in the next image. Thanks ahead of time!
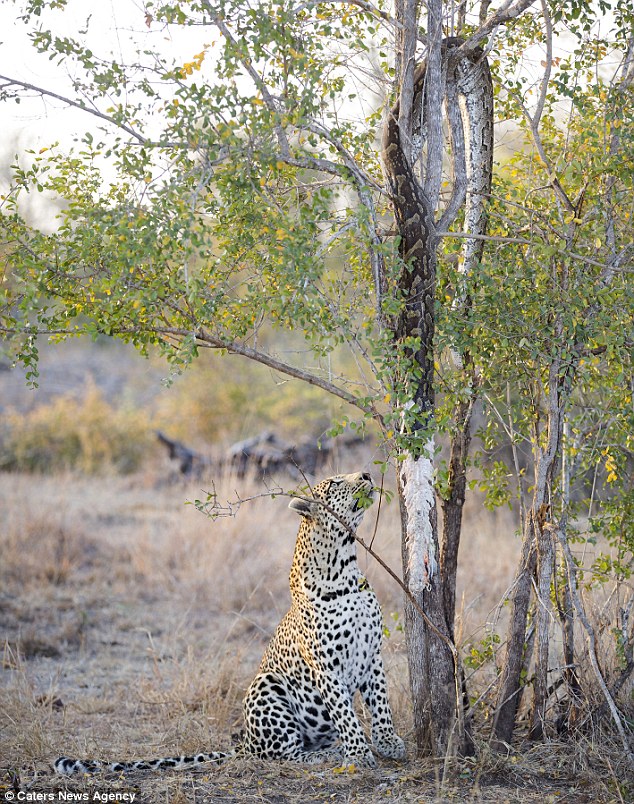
[288,496,319,518]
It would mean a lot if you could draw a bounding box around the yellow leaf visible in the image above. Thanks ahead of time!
[594,237,601,249]
[604,452,618,483]
[332,763,357,774]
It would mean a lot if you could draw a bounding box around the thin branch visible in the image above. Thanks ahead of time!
[178,325,381,419]
[436,70,467,233]
[357,185,389,329]
[294,0,428,43]
[340,0,405,32]
[0,74,148,144]
[506,382,527,531]
[533,0,553,130]
[202,484,459,660]
[298,121,380,192]
[453,0,538,59]
[200,0,290,157]
[278,152,348,179]
[436,230,632,273]
[0,321,377,419]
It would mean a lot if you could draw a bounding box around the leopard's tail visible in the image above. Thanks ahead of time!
[54,751,231,775]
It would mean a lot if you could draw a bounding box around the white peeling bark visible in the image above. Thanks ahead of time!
[400,446,438,593]
[398,447,456,757]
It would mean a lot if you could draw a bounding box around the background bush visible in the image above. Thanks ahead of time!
[0,379,154,474]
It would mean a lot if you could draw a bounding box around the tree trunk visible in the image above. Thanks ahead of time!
[491,514,537,748]
[493,360,566,747]
[440,382,479,755]
[383,0,493,757]
[398,453,457,757]
[440,385,478,634]
[556,549,582,732]
[556,420,582,732]
[529,523,554,739]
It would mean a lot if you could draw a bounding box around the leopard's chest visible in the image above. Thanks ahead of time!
[312,590,382,689]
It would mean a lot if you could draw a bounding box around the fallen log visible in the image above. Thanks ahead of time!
[156,430,212,477]
[157,429,365,479]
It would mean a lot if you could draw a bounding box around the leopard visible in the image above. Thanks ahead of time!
[55,471,405,775]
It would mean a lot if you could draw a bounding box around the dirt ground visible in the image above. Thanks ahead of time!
[0,469,626,803]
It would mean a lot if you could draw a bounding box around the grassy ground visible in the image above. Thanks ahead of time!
[0,467,626,803]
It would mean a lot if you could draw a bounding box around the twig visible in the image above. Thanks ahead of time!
[368,472,385,552]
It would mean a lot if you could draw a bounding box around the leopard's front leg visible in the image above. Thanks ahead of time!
[359,651,406,760]
[315,671,377,768]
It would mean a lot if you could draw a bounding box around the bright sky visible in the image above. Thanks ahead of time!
[0,0,214,224]
[0,0,623,205]
[0,0,209,148]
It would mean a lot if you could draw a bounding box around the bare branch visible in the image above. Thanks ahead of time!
[454,0,538,58]
[436,230,633,274]
[186,326,379,418]
[0,74,147,144]
[0,321,378,419]
[199,482,459,660]
[533,0,552,129]
[298,120,381,191]
[357,184,389,329]
[604,35,634,260]
[436,71,467,233]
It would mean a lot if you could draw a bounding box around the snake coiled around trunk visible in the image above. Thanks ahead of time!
[382,37,493,415]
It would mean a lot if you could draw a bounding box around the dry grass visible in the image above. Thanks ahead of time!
[0,467,627,803]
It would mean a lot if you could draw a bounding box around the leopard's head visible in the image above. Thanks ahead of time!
[288,471,375,533]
